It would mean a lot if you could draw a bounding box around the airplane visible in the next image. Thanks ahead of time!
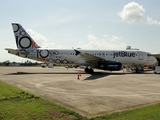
[5,23,157,74]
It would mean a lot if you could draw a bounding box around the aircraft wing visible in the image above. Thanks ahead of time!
[5,48,29,56]
[74,49,114,66]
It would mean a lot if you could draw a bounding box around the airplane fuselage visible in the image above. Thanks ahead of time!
[25,48,155,67]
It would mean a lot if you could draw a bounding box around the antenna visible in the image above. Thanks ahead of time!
[126,46,139,50]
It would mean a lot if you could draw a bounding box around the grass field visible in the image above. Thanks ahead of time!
[0,81,160,120]
[0,81,86,120]
[93,103,160,120]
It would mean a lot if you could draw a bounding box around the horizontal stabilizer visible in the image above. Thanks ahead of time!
[5,48,29,56]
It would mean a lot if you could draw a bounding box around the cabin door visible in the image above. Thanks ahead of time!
[138,51,143,60]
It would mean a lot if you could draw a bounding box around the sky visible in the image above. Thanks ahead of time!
[1,0,160,62]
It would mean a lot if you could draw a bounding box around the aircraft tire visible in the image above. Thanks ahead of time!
[89,69,94,74]
[85,67,94,74]
[85,67,89,73]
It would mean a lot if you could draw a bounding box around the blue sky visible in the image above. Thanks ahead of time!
[1,0,160,62]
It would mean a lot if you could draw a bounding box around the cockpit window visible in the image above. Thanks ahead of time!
[147,53,151,56]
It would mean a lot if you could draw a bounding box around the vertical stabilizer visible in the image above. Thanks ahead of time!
[12,23,40,49]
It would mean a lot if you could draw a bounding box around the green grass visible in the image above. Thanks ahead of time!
[93,103,160,120]
[0,81,160,120]
[0,81,86,120]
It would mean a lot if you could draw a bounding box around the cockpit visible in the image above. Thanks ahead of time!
[146,52,157,65]
[147,53,152,57]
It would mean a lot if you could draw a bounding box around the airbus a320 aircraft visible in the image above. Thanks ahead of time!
[5,23,157,74]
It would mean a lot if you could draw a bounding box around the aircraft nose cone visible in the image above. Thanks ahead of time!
[153,57,157,64]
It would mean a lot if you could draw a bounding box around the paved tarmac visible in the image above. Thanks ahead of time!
[0,67,160,118]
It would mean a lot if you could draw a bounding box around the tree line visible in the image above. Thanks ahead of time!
[0,60,41,66]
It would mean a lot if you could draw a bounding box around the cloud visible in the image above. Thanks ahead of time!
[26,29,127,50]
[27,28,47,42]
[118,2,160,25]
[110,36,121,42]
[27,29,62,48]
[77,34,126,50]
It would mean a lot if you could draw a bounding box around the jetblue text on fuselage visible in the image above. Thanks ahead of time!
[113,51,136,58]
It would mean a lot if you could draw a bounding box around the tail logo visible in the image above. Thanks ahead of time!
[12,23,40,49]
[19,36,32,49]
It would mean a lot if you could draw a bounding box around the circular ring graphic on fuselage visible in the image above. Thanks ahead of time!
[55,59,61,63]
[47,58,55,63]
[62,59,68,64]
[39,50,49,58]
[19,36,32,49]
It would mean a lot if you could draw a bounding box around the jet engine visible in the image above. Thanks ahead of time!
[98,62,122,71]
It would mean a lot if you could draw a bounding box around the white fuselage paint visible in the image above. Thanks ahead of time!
[26,48,157,67]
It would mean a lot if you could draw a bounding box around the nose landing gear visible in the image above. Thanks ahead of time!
[131,66,144,73]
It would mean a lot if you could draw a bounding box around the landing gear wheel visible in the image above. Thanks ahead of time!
[85,67,89,73]
[89,69,94,74]
[84,67,94,74]
[135,67,144,73]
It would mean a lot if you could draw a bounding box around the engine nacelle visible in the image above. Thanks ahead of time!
[99,62,122,71]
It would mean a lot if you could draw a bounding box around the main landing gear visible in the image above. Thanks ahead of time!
[84,67,94,74]
[135,67,144,73]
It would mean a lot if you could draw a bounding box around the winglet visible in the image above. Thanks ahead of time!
[74,49,81,56]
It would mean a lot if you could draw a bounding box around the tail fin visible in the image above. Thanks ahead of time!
[12,23,41,49]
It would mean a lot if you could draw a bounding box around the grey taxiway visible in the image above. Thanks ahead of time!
[0,67,160,118]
